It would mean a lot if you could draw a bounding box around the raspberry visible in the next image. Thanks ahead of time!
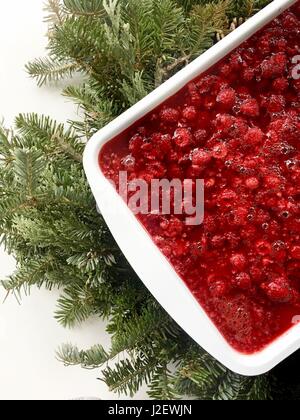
[229,52,243,70]
[144,162,166,179]
[258,34,271,55]
[272,241,287,262]
[214,113,235,133]
[232,207,248,226]
[203,95,216,110]
[212,143,228,159]
[274,37,288,52]
[225,232,240,250]
[157,134,172,155]
[244,156,262,170]
[255,209,271,224]
[216,88,236,109]
[233,272,252,290]
[204,215,217,233]
[194,129,207,144]
[264,175,282,189]
[211,235,225,248]
[231,177,243,188]
[196,75,220,94]
[160,217,184,238]
[190,93,202,106]
[242,67,256,81]
[256,240,272,256]
[265,95,286,113]
[245,177,260,190]
[250,266,264,283]
[261,52,287,79]
[220,64,231,77]
[230,118,249,138]
[219,189,237,203]
[167,163,182,178]
[272,78,289,92]
[205,178,216,189]
[173,128,193,148]
[129,134,143,155]
[240,98,260,117]
[282,12,299,29]
[160,107,180,123]
[188,83,202,106]
[262,279,292,303]
[182,106,197,121]
[230,253,247,271]
[290,246,300,260]
[209,280,228,297]
[141,142,160,161]
[192,149,211,166]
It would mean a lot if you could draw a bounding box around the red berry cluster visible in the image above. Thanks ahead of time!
[100,4,300,353]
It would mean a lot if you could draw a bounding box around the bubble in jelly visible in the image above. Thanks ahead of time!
[122,155,135,168]
[285,159,297,170]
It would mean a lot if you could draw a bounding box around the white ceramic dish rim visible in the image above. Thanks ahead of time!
[84,0,300,376]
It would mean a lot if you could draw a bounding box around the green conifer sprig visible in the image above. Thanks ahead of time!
[1,0,295,400]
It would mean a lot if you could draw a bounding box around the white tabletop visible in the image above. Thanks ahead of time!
[0,0,147,400]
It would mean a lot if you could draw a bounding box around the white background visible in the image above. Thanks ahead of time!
[0,0,147,400]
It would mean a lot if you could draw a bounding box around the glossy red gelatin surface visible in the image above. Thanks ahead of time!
[99,4,300,354]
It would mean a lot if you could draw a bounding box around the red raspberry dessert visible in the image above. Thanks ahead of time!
[99,4,300,354]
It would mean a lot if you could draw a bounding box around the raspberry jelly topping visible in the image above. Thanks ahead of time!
[99,4,300,354]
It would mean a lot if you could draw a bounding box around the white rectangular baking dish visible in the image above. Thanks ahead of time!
[83,0,300,376]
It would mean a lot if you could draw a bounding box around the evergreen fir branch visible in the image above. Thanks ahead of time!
[0,125,13,159]
[15,113,66,142]
[15,113,83,161]
[109,303,181,358]
[212,371,250,400]
[57,343,109,368]
[1,255,57,295]
[175,0,212,12]
[187,0,231,51]
[44,0,66,26]
[148,364,179,400]
[54,135,83,162]
[13,149,45,197]
[67,251,117,272]
[55,284,96,327]
[63,85,117,134]
[151,0,185,56]
[63,0,105,17]
[0,196,41,234]
[175,355,226,399]
[121,0,155,69]
[155,0,231,84]
[211,371,272,400]
[242,375,272,401]
[228,0,272,18]
[63,84,100,110]
[48,15,106,67]
[102,354,158,397]
[120,72,149,106]
[47,176,96,211]
[26,57,78,87]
